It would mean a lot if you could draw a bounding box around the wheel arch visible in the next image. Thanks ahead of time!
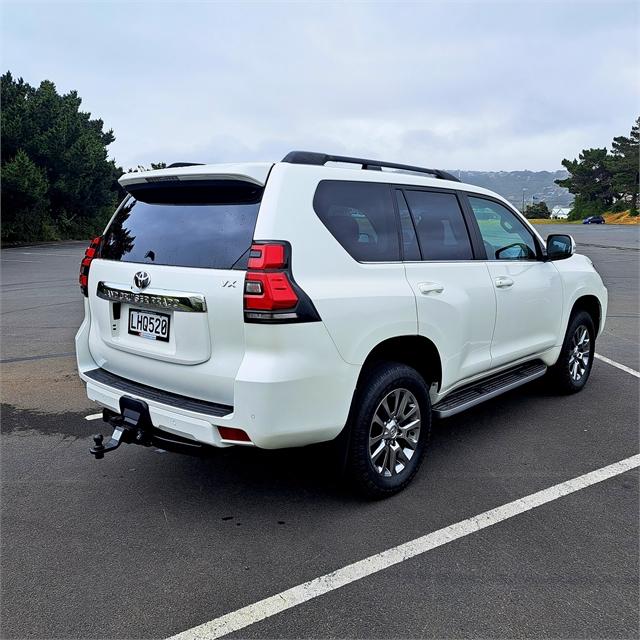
[331,335,440,473]
[356,335,442,394]
[570,294,602,334]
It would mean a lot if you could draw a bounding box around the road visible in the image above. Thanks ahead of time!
[1,225,638,639]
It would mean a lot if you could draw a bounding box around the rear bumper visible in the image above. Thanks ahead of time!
[83,368,232,417]
[76,304,360,449]
[81,371,236,447]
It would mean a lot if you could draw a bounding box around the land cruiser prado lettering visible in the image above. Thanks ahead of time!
[76,152,608,497]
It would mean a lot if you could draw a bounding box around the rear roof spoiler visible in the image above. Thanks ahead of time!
[119,162,274,189]
[167,162,204,168]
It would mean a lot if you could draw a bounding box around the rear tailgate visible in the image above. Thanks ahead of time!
[85,163,273,406]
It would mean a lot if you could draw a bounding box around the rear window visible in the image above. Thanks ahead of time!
[100,180,262,269]
[313,181,400,262]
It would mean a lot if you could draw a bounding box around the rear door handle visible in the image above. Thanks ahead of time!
[495,276,514,289]
[418,282,444,295]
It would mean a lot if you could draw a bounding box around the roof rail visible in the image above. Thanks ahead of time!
[281,151,460,182]
[167,162,204,168]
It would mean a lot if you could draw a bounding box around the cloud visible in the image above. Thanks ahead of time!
[2,0,638,170]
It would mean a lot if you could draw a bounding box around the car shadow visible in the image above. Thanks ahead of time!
[0,374,598,507]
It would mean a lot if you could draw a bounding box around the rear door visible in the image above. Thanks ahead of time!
[399,188,496,391]
[463,195,563,368]
[87,170,271,405]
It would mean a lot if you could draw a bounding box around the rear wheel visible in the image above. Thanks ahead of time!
[345,363,431,499]
[547,310,596,394]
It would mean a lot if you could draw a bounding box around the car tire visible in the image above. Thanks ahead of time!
[547,310,596,394]
[345,362,431,499]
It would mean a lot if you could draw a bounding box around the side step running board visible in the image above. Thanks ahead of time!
[433,360,547,418]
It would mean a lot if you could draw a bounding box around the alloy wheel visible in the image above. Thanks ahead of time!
[369,388,421,477]
[568,324,591,382]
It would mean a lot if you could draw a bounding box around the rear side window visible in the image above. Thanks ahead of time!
[403,190,473,260]
[100,180,262,269]
[313,181,400,262]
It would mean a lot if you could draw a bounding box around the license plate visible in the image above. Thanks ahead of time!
[128,309,170,342]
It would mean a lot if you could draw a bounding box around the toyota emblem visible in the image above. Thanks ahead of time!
[134,271,151,289]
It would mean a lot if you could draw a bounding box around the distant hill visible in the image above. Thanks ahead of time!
[451,170,572,210]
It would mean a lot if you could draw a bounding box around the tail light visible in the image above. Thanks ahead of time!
[243,241,320,323]
[79,236,102,297]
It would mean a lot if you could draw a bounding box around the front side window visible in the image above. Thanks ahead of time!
[403,190,473,260]
[313,181,400,262]
[468,197,538,261]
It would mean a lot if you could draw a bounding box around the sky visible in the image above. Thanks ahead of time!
[2,0,638,171]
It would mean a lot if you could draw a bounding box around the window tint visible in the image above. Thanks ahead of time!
[395,190,421,260]
[100,181,261,269]
[403,190,473,260]
[313,181,400,262]
[468,197,537,261]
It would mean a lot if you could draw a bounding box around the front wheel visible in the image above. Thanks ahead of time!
[345,363,431,499]
[547,310,596,394]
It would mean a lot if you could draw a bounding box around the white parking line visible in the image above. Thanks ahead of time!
[167,454,640,640]
[595,353,640,378]
[84,413,103,421]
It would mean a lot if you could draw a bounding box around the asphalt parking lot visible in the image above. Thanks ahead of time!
[1,224,639,640]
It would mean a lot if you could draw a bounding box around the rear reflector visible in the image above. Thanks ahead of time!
[218,426,252,442]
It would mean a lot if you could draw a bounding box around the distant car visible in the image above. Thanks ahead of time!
[583,215,605,224]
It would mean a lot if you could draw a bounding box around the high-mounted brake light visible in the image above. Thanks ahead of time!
[243,241,320,324]
[79,236,102,297]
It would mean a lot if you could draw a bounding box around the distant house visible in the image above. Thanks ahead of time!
[551,206,571,219]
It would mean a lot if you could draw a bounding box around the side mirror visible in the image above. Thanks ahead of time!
[546,234,575,261]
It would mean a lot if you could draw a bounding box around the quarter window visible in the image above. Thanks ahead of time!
[313,181,400,262]
[468,197,538,260]
[403,190,473,261]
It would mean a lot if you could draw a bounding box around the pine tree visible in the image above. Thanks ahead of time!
[608,117,639,214]
[1,71,123,241]
[555,117,640,218]
[2,150,50,241]
[555,148,614,219]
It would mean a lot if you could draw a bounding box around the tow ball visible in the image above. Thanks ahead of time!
[90,398,152,459]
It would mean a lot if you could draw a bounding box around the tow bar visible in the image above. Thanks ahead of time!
[90,397,152,459]
[89,396,208,459]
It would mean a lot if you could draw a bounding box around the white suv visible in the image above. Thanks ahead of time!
[76,152,608,497]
